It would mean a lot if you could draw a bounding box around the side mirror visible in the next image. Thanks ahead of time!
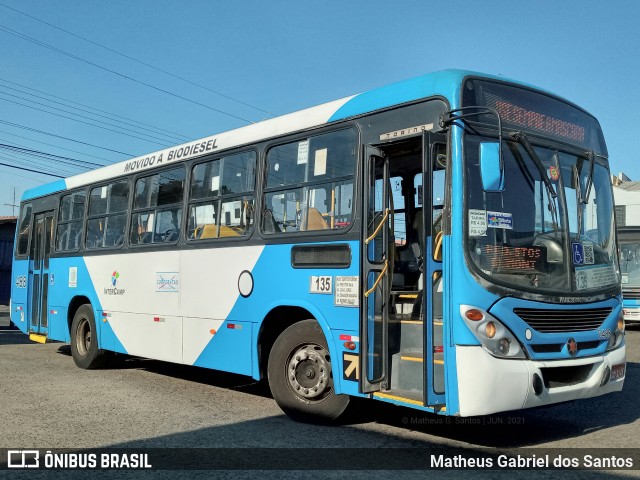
[479,142,504,192]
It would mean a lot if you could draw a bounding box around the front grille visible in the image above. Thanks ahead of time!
[513,307,611,333]
[540,364,593,389]
[530,340,601,354]
[529,344,562,353]
[622,289,640,300]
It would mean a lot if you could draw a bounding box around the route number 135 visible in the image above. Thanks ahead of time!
[310,276,332,294]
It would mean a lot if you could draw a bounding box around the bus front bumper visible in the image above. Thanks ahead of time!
[455,344,626,417]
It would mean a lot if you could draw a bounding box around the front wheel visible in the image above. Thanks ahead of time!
[267,319,350,424]
[70,304,109,369]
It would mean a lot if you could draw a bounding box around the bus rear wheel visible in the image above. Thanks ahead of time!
[267,319,349,424]
[70,305,108,369]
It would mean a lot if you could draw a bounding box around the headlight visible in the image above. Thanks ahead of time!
[460,305,526,359]
[606,310,625,352]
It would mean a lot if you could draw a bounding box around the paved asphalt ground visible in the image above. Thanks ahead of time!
[0,307,638,479]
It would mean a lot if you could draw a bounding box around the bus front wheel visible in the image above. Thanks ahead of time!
[267,319,350,424]
[70,305,108,369]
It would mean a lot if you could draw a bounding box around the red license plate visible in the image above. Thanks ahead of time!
[611,363,626,381]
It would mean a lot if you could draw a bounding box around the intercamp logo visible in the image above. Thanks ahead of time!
[7,450,39,468]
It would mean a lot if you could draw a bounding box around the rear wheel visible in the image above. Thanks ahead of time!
[267,319,349,424]
[70,304,108,369]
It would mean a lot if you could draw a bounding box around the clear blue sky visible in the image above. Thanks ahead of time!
[1,0,639,216]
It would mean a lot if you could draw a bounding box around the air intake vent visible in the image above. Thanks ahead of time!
[513,307,611,333]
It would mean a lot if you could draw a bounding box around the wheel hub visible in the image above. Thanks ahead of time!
[287,344,330,399]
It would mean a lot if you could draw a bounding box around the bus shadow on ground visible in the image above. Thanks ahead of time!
[56,341,640,450]
[86,401,637,480]
[0,330,35,346]
[56,345,273,398]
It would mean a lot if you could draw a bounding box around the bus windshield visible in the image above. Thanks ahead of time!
[461,80,618,297]
[465,135,618,296]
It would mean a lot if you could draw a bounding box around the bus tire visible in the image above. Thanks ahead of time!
[267,319,349,424]
[70,305,108,369]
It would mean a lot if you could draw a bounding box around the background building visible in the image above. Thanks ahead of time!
[613,173,640,228]
[0,217,16,305]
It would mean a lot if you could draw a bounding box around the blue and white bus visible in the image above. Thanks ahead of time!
[10,70,625,421]
[619,227,640,324]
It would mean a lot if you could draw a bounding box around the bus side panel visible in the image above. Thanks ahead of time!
[84,251,182,358]
[46,256,126,354]
[10,259,29,334]
[224,242,361,395]
[181,245,264,371]
[193,320,253,376]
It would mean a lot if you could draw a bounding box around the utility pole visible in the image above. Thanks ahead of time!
[3,187,18,216]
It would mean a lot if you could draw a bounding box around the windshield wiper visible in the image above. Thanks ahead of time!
[581,150,595,204]
[573,161,584,240]
[511,132,560,234]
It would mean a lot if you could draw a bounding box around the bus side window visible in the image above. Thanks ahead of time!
[262,129,356,234]
[130,166,185,245]
[17,203,32,256]
[87,180,130,250]
[56,192,86,252]
[188,151,256,241]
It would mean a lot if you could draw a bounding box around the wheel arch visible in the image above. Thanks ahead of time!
[67,295,92,338]
[255,303,339,389]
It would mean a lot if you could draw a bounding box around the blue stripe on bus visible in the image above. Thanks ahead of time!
[195,241,361,390]
[22,180,67,201]
[44,256,127,354]
[328,70,467,123]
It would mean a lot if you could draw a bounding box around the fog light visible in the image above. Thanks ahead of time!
[465,309,484,321]
[485,321,496,338]
[533,373,544,396]
[498,338,510,355]
[601,365,611,386]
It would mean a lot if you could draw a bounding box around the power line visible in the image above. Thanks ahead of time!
[0,79,192,143]
[0,95,174,147]
[0,162,65,178]
[0,119,133,155]
[0,23,256,124]
[0,166,48,184]
[0,127,114,163]
[0,158,66,178]
[0,150,80,176]
[0,2,275,119]
[0,89,177,146]
[0,142,105,168]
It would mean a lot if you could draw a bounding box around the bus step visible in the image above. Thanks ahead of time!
[29,333,47,344]
[391,291,421,315]
[391,352,423,392]
[398,320,423,351]
[374,389,423,406]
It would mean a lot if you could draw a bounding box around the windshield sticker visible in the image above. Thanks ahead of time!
[582,242,595,265]
[622,274,629,285]
[572,242,585,265]
[487,211,513,230]
[469,209,487,236]
[297,140,309,165]
[548,166,559,181]
[572,242,595,265]
[575,265,617,291]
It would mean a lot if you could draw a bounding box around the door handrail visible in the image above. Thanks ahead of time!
[365,208,389,245]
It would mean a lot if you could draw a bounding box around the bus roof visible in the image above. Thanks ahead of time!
[21,69,542,201]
